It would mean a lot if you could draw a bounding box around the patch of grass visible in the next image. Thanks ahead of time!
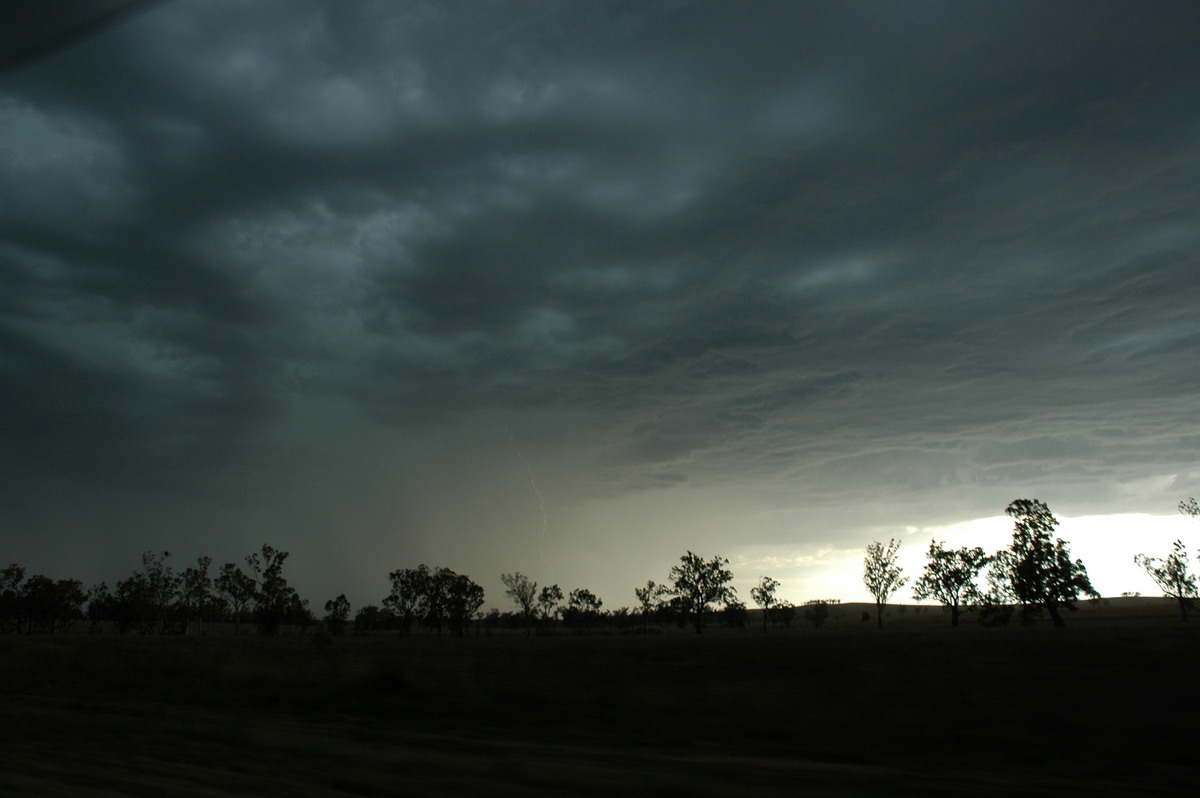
[1,616,1197,795]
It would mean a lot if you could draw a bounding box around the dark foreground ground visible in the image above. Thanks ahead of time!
[1,612,1197,796]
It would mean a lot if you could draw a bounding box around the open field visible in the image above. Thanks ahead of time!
[2,604,1197,796]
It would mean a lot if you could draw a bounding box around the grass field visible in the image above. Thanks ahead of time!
[1,600,1197,796]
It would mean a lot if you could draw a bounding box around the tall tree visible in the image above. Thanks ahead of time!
[538,584,563,625]
[245,544,298,635]
[109,551,180,634]
[668,551,736,634]
[181,556,214,635]
[112,572,153,634]
[415,566,484,636]
[85,582,114,632]
[1135,540,1197,622]
[500,571,539,634]
[863,539,907,629]
[749,576,781,632]
[912,541,990,627]
[324,594,351,635]
[384,565,431,634]
[437,569,485,638]
[0,564,26,633]
[215,562,256,636]
[634,579,668,630]
[384,564,432,633]
[997,499,1098,627]
[140,550,181,634]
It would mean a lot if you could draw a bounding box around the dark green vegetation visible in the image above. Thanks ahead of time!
[2,611,1196,797]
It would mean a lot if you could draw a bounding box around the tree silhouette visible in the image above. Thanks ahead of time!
[538,584,563,626]
[912,540,990,627]
[181,556,213,635]
[863,539,907,628]
[436,569,485,637]
[1,564,26,633]
[634,579,668,631]
[668,551,736,634]
[245,544,308,635]
[383,564,484,636]
[384,565,431,634]
[324,594,351,635]
[141,551,181,634]
[19,575,84,634]
[749,576,781,632]
[215,562,256,636]
[500,571,538,634]
[108,551,180,634]
[996,499,1097,627]
[85,582,113,632]
[722,600,748,628]
[1134,540,1197,622]
[564,587,603,631]
[111,574,150,634]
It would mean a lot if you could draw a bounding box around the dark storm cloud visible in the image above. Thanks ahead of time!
[2,0,1199,595]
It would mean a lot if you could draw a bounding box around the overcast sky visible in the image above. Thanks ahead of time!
[3,0,1199,611]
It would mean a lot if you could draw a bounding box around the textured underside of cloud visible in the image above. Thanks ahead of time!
[2,1,1198,600]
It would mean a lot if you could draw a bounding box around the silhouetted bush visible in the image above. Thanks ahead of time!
[722,601,747,628]
[977,599,1013,627]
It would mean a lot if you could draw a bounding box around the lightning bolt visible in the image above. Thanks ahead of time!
[506,426,556,581]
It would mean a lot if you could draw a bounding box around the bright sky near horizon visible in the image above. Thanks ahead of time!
[2,1,1199,613]
[749,511,1200,608]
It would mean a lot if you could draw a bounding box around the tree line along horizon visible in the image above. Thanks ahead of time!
[3,498,1198,637]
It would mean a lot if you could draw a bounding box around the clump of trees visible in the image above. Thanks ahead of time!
[563,588,603,631]
[997,499,1098,627]
[216,562,257,635]
[384,565,485,637]
[912,541,989,627]
[245,544,309,636]
[873,499,1108,629]
[668,551,737,634]
[974,499,1098,627]
[0,564,85,634]
[2,545,314,636]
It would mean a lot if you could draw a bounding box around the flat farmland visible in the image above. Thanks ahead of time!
[1,611,1196,796]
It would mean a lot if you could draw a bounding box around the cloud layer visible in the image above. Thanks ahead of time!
[2,1,1199,605]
